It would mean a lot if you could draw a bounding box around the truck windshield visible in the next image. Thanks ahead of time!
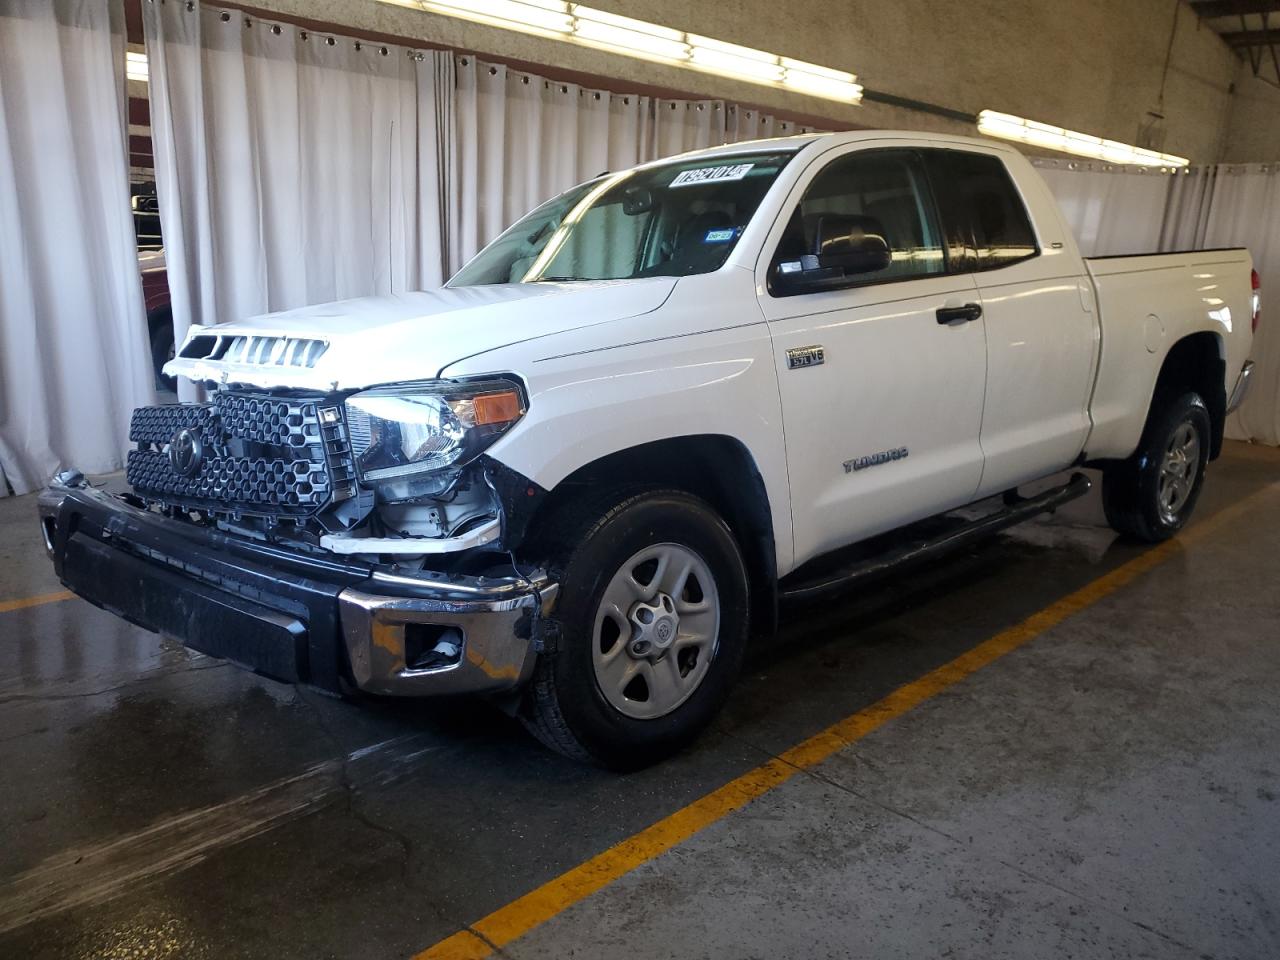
[448,152,794,286]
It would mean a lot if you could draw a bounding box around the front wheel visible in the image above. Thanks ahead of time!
[520,489,749,769]
[1102,392,1211,542]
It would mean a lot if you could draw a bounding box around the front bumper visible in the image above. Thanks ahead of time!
[37,481,556,697]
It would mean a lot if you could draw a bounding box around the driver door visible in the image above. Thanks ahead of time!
[755,146,988,569]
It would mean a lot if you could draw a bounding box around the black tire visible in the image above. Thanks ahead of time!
[520,488,750,769]
[149,309,177,393]
[1102,392,1211,543]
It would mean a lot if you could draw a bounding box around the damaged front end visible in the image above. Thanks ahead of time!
[39,375,557,698]
[126,377,534,564]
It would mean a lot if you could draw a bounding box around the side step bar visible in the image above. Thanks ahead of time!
[779,473,1092,603]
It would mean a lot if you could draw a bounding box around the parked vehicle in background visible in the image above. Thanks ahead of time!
[132,191,162,251]
[134,191,175,392]
[42,131,1257,767]
[137,248,175,392]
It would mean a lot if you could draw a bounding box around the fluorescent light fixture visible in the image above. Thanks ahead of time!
[978,110,1189,168]
[422,0,573,36]
[781,56,862,102]
[574,21,690,60]
[380,0,862,104]
[686,34,779,66]
[126,50,148,82]
[689,45,784,82]
[780,57,854,83]
[572,7,690,61]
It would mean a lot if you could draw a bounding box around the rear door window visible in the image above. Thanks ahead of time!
[924,151,1038,272]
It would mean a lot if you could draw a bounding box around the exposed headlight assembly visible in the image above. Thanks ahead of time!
[344,377,526,501]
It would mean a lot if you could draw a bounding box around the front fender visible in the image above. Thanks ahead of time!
[442,273,794,574]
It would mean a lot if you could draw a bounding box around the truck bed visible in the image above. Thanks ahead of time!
[1083,248,1253,461]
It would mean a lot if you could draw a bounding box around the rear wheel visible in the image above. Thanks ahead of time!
[1102,392,1210,542]
[520,488,749,768]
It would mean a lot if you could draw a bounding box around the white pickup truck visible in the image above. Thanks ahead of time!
[40,131,1257,767]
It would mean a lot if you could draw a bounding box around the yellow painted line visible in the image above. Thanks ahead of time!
[414,483,1278,960]
[0,590,74,615]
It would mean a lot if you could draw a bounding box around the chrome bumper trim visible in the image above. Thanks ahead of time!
[1227,360,1255,414]
[37,496,59,560]
[338,579,558,697]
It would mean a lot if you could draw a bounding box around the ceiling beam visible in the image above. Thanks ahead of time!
[1190,0,1280,17]
[1221,26,1280,45]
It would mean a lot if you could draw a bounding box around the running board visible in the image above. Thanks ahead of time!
[779,473,1092,603]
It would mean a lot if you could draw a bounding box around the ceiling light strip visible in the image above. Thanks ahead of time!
[385,0,862,103]
[978,109,1189,168]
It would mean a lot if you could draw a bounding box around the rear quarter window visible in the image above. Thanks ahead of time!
[926,151,1038,272]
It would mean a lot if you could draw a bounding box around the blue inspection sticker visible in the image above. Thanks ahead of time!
[704,228,735,243]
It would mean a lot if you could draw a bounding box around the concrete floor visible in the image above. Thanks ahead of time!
[0,441,1277,960]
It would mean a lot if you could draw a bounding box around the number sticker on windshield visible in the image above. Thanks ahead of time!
[669,163,754,188]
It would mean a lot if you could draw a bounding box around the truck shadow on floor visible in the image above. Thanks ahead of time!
[352,516,1140,767]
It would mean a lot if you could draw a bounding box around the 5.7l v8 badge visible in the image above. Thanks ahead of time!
[786,345,825,369]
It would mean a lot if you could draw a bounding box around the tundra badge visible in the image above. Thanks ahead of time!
[786,345,825,369]
[844,447,909,473]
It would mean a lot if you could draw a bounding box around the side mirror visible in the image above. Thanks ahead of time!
[773,214,892,294]
[814,215,892,274]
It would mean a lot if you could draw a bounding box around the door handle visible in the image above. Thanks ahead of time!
[936,303,983,325]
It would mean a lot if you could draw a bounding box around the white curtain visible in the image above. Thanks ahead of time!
[449,60,821,268]
[1035,162,1173,257]
[450,57,649,272]
[646,98,813,160]
[144,2,455,400]
[1159,167,1216,251]
[1197,166,1280,444]
[648,98,725,158]
[727,103,784,142]
[0,0,154,496]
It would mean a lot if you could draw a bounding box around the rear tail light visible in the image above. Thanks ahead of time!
[1251,268,1261,334]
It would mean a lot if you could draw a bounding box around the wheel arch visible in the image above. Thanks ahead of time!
[1150,331,1227,460]
[516,435,779,636]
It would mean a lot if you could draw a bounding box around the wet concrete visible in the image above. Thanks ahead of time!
[0,442,1277,959]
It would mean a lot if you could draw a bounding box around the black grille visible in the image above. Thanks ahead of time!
[126,392,357,520]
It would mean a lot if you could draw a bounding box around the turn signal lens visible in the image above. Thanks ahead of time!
[473,390,523,426]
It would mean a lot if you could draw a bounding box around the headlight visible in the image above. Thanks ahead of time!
[344,377,526,501]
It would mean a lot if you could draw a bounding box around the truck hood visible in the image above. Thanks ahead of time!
[164,278,676,391]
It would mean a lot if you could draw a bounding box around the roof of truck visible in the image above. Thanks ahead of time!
[666,129,1017,162]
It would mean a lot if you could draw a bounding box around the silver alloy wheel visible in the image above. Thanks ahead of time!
[591,542,721,720]
[1157,419,1201,525]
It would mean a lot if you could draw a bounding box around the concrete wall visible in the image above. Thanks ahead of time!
[1223,63,1280,162]
[236,0,1250,162]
